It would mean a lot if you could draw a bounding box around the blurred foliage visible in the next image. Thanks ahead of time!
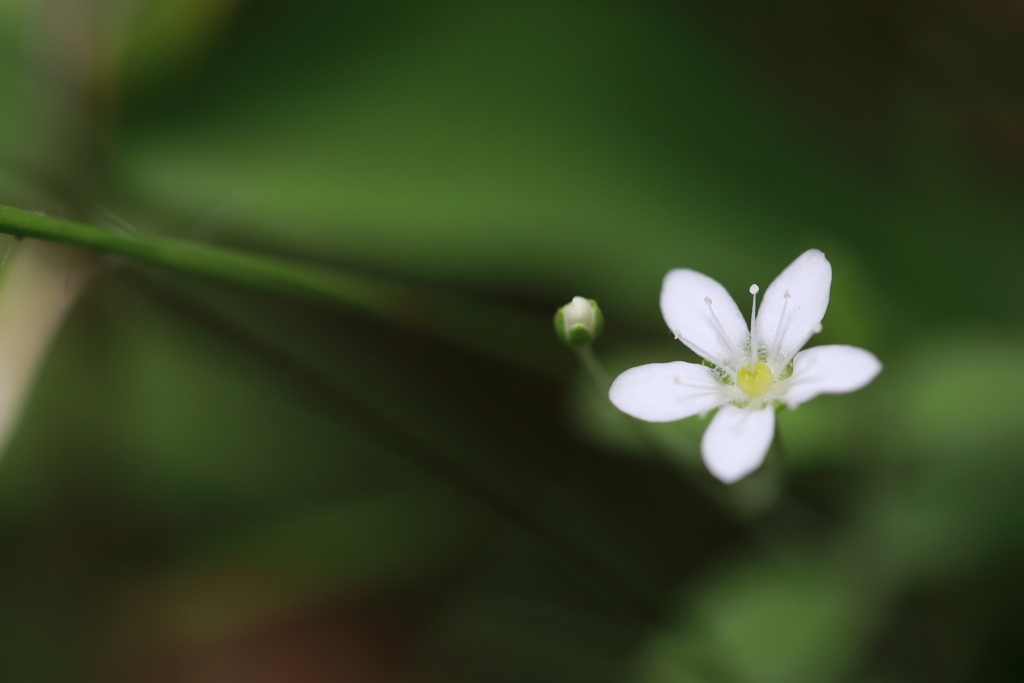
[2,0,1024,681]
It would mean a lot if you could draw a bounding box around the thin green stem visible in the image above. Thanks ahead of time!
[771,421,788,469]
[0,203,404,310]
[575,345,610,391]
[0,203,556,374]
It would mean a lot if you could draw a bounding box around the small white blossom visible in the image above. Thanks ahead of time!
[554,296,603,348]
[609,249,881,484]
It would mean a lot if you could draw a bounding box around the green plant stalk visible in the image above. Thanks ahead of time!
[575,345,610,391]
[0,203,408,309]
[0,203,555,373]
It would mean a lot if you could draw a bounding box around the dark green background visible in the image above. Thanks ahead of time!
[1,1,1022,681]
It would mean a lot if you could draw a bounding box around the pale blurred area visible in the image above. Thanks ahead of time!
[0,238,90,456]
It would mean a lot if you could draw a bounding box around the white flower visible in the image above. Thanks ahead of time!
[554,296,603,348]
[608,249,881,484]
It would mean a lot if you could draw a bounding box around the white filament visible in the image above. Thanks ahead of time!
[748,284,759,366]
[769,290,792,367]
[703,297,741,366]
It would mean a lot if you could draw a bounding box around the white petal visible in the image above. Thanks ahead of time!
[782,344,882,408]
[701,404,775,484]
[661,268,748,368]
[755,249,831,366]
[609,362,728,423]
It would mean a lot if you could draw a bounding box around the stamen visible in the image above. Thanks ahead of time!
[673,328,729,372]
[703,297,741,364]
[769,290,792,366]
[748,284,759,366]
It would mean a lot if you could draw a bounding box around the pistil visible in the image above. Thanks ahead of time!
[737,361,773,396]
[748,284,759,366]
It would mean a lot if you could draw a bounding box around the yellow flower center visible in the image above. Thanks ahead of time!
[737,361,774,397]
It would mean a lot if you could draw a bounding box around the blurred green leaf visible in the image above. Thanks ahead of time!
[632,555,879,683]
[114,485,477,643]
[111,0,878,322]
[898,333,1024,455]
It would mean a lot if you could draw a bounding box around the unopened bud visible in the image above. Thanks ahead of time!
[554,296,603,348]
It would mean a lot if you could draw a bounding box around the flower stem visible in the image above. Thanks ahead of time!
[575,344,610,391]
[771,422,788,469]
[0,203,404,309]
[0,203,556,374]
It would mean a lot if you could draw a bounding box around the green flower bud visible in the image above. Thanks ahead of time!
[554,296,603,348]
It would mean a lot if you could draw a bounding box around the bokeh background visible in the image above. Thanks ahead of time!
[1,1,1023,681]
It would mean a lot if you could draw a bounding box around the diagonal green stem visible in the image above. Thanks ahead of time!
[0,202,556,373]
[0,203,405,310]
[575,345,610,391]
